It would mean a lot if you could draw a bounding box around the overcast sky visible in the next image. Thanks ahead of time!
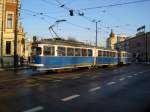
[20,0,150,46]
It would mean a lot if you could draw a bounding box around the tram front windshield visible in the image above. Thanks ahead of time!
[32,47,42,56]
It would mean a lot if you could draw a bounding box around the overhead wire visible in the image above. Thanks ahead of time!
[78,0,150,11]
[21,8,98,33]
[22,0,148,39]
[40,0,97,23]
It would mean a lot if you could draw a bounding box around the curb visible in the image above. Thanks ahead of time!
[0,66,30,71]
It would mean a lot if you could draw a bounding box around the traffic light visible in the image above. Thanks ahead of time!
[69,10,74,16]
[78,12,84,16]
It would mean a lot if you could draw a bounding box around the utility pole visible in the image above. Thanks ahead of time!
[145,33,148,63]
[94,20,100,66]
[95,20,101,47]
[14,0,19,67]
[0,0,4,68]
[96,21,98,47]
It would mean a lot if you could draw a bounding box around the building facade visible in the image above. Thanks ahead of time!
[115,32,150,62]
[0,0,5,58]
[0,0,25,67]
[106,29,127,49]
[24,38,32,59]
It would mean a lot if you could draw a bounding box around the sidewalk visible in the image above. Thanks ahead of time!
[0,68,4,71]
[0,66,30,71]
[136,62,150,65]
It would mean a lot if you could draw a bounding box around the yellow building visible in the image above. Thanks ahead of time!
[106,29,117,49]
[106,29,127,50]
[0,0,25,67]
[25,38,32,59]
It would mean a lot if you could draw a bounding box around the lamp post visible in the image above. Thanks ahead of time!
[14,0,19,67]
[93,20,100,66]
[95,20,101,47]
[145,33,148,64]
[0,0,4,68]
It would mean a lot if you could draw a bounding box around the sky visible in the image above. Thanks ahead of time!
[20,0,150,47]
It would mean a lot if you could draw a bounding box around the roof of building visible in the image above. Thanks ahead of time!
[115,31,150,45]
[109,29,115,37]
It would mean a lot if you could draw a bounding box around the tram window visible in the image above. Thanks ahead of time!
[98,50,102,57]
[124,53,126,57]
[75,48,81,56]
[88,49,92,56]
[103,51,106,57]
[32,47,42,55]
[31,47,42,55]
[82,49,87,56]
[67,48,74,56]
[106,51,110,57]
[110,52,112,57]
[115,52,117,57]
[125,53,128,57]
[43,46,54,56]
[123,53,125,57]
[113,52,116,57]
[118,52,121,57]
[111,52,114,57]
[58,47,66,56]
[109,52,112,57]
[36,47,42,55]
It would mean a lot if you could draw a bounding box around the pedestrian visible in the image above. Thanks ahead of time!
[20,56,24,66]
[28,56,30,64]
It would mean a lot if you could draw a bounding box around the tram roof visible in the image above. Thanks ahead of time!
[32,39,117,51]
[33,39,96,48]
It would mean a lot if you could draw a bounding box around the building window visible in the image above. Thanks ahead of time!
[7,14,13,29]
[6,41,11,55]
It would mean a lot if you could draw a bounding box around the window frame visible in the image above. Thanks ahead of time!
[43,46,55,56]
[6,41,11,55]
[81,49,87,57]
[67,47,74,56]
[98,50,103,57]
[6,13,13,29]
[57,46,66,56]
[75,48,81,56]
[88,49,93,57]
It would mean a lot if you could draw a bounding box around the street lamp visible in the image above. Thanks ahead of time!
[56,19,67,23]
[14,0,19,68]
[93,20,101,67]
[49,19,67,38]
[145,32,148,64]
[94,20,101,47]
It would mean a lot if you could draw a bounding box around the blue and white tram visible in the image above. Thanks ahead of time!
[31,40,130,70]
[118,51,131,65]
[31,41,95,70]
[96,49,118,66]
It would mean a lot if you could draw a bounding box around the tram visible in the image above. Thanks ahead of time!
[30,39,130,70]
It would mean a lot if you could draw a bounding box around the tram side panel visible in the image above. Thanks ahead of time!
[32,45,95,70]
[118,51,130,65]
[33,56,94,69]
[96,50,118,66]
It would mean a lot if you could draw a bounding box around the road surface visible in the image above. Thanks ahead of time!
[0,64,150,112]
